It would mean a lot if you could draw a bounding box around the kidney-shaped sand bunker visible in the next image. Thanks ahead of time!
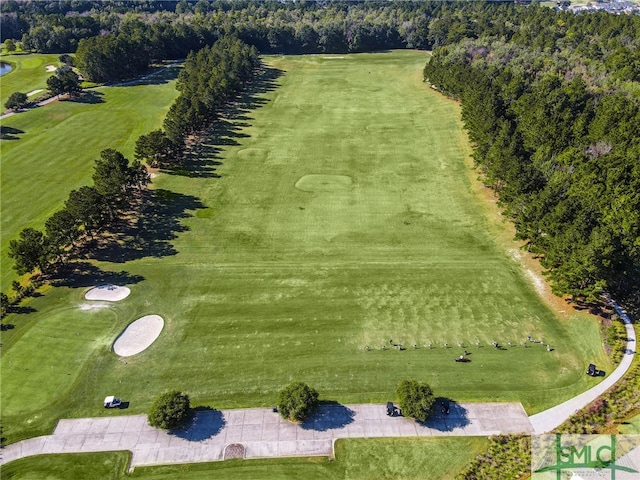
[85,285,131,302]
[113,315,164,357]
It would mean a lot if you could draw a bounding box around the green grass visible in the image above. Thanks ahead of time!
[0,53,62,107]
[0,70,179,291]
[0,437,488,479]
[0,452,131,480]
[619,414,640,434]
[1,51,611,444]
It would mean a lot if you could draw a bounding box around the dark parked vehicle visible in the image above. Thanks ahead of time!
[386,402,395,416]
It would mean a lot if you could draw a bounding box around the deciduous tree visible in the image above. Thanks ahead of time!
[8,228,51,275]
[148,391,191,429]
[396,380,435,422]
[5,91,28,110]
[277,382,319,422]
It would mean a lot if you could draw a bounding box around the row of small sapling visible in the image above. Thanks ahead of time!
[364,336,554,353]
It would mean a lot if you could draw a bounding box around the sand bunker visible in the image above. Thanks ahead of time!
[113,315,164,357]
[45,65,57,72]
[27,89,44,97]
[85,285,131,302]
[295,174,353,192]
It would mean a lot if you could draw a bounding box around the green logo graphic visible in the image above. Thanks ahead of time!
[533,434,640,480]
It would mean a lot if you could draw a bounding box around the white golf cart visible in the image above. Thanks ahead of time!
[103,395,122,408]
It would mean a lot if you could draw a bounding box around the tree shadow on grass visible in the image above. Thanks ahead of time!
[80,189,206,263]
[166,66,284,179]
[301,401,355,431]
[0,125,24,140]
[417,399,470,432]
[121,64,181,87]
[3,305,36,316]
[49,262,145,289]
[169,407,226,442]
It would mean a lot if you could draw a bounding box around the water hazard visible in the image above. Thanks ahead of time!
[0,62,13,76]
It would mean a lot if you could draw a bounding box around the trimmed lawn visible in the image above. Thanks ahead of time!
[0,452,131,480]
[0,437,488,479]
[0,53,62,107]
[1,51,611,444]
[619,414,640,434]
[0,71,179,291]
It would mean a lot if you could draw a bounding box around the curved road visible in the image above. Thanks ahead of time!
[529,295,636,434]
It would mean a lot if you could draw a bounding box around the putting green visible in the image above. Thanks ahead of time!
[0,53,61,107]
[0,51,611,444]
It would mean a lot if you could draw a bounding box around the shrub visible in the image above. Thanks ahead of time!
[148,391,191,429]
[5,92,28,110]
[396,379,435,422]
[277,382,319,422]
[456,434,531,479]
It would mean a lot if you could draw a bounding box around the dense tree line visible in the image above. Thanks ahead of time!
[162,36,259,148]
[7,149,148,278]
[424,8,640,304]
[134,36,259,168]
[5,36,258,304]
[6,1,438,82]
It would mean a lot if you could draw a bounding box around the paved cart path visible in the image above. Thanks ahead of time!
[530,296,636,434]
[0,402,532,468]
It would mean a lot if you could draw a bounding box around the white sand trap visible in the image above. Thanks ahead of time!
[27,89,44,97]
[45,65,57,72]
[85,285,131,302]
[113,315,164,357]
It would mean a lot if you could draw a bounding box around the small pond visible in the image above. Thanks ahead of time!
[0,62,13,76]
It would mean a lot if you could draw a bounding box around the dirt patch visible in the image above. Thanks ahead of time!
[508,249,546,297]
[79,303,111,311]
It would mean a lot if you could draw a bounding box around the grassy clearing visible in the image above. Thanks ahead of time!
[619,414,640,434]
[0,451,131,480]
[0,53,61,107]
[0,437,488,479]
[0,70,179,291]
[1,51,610,444]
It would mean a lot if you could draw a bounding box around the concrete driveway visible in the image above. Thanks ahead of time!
[0,402,531,468]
